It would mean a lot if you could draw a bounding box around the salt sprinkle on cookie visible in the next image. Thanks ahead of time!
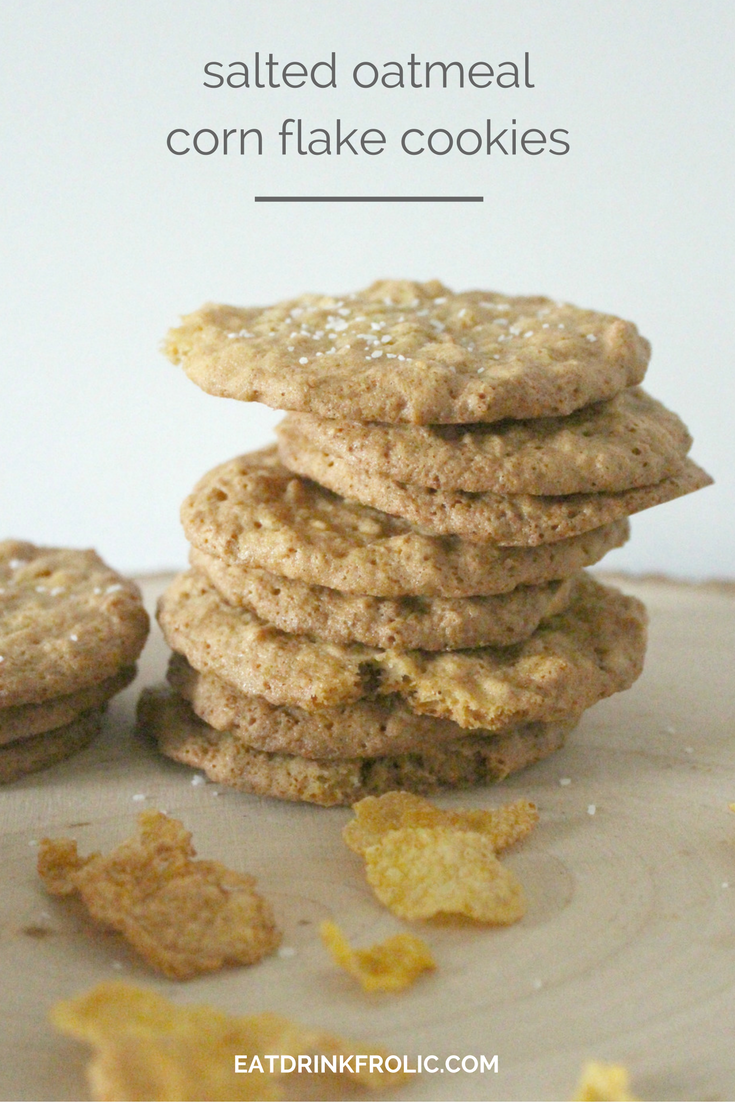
[164,279,650,424]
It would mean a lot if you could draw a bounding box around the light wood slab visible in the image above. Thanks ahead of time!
[0,574,733,1102]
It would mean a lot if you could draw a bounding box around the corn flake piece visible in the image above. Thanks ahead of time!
[320,919,435,992]
[572,1060,638,1101]
[38,811,280,979]
[52,981,408,1101]
[364,826,525,922]
[344,792,538,856]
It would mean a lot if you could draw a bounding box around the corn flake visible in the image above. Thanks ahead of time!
[343,792,538,856]
[572,1060,638,1101]
[38,810,280,979]
[320,919,435,991]
[363,826,526,922]
[52,981,408,1101]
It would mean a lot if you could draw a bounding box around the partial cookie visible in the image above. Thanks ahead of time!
[157,572,647,731]
[191,549,574,650]
[140,687,577,807]
[167,653,562,759]
[0,709,103,785]
[164,279,650,424]
[0,665,135,745]
[280,388,692,495]
[181,448,630,596]
[278,427,712,546]
[0,541,149,708]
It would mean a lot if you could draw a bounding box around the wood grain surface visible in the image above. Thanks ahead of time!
[0,574,733,1102]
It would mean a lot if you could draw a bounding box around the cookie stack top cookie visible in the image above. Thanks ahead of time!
[165,279,651,424]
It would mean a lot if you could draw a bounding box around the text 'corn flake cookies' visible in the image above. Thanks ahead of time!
[52,982,408,1102]
[141,685,577,806]
[38,810,280,978]
[164,279,650,424]
[277,423,711,546]
[320,920,435,992]
[181,447,631,596]
[343,791,539,855]
[0,540,149,708]
[364,826,526,923]
[157,571,646,731]
[279,388,692,495]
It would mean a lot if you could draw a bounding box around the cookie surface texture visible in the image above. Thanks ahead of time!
[279,387,692,495]
[167,652,562,759]
[278,427,712,546]
[164,280,650,423]
[181,448,630,595]
[191,549,574,650]
[0,709,103,784]
[157,572,647,731]
[0,666,135,746]
[139,687,576,806]
[0,541,149,707]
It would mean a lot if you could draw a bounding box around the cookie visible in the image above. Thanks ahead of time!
[167,652,562,759]
[277,426,712,546]
[0,665,135,746]
[191,549,574,651]
[181,448,630,596]
[157,571,647,731]
[0,709,103,784]
[140,686,578,807]
[164,280,650,424]
[0,542,149,707]
[279,388,692,495]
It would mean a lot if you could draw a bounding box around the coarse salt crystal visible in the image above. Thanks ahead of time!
[69,634,78,642]
[371,350,383,358]
[299,357,308,364]
[559,777,572,786]
[587,804,596,815]
[586,334,597,342]
[106,584,122,594]
[132,794,147,802]
[191,775,205,786]
[278,946,297,958]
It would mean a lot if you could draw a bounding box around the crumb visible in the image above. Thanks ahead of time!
[320,920,435,992]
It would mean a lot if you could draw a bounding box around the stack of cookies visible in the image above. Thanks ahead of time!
[145,280,712,806]
[0,541,149,783]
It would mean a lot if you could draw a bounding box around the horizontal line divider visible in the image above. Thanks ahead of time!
[253,195,484,203]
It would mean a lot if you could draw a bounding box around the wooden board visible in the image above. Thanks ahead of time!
[0,575,733,1102]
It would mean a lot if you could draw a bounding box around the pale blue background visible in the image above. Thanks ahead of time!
[1,0,732,575]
